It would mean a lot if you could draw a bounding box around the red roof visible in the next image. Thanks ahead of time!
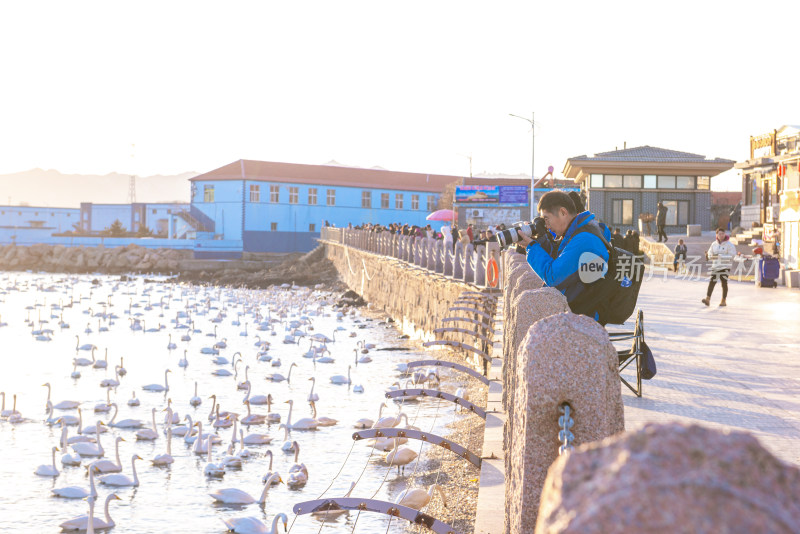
[189,160,465,193]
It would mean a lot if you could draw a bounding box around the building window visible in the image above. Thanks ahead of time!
[249,185,260,202]
[308,188,317,205]
[411,194,419,210]
[289,187,299,204]
[657,175,676,188]
[203,185,215,202]
[270,222,278,231]
[663,200,689,225]
[362,191,372,208]
[427,196,436,211]
[309,223,316,232]
[676,176,695,189]
[590,174,604,188]
[395,194,404,209]
[696,176,710,190]
[643,175,657,189]
[270,185,279,203]
[326,189,335,206]
[151,209,157,214]
[612,199,634,225]
[623,175,642,188]
[604,175,623,188]
[381,193,390,209]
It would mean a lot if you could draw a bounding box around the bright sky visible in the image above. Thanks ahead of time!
[1,1,797,191]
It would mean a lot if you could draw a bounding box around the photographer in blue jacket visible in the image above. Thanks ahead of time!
[515,190,610,319]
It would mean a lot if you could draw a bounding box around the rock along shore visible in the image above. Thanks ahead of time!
[0,243,343,290]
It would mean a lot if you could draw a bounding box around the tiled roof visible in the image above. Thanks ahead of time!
[569,146,735,164]
[189,160,464,193]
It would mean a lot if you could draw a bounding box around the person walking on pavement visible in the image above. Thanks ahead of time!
[656,201,668,242]
[673,238,687,272]
[702,228,737,307]
[610,228,623,249]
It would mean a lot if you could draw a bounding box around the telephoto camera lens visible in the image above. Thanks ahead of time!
[496,222,536,248]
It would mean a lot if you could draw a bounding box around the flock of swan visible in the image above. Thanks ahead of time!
[0,274,463,533]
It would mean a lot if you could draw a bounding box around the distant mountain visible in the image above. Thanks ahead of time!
[0,169,197,208]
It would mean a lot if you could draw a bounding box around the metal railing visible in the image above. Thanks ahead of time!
[320,227,503,289]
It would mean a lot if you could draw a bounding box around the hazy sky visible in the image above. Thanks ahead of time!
[1,1,796,191]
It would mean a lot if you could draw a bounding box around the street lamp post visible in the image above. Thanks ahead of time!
[509,112,536,220]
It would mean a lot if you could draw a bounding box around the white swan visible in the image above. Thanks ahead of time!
[189,382,202,407]
[59,424,83,466]
[152,422,174,466]
[91,436,124,473]
[309,401,337,426]
[222,512,288,534]
[98,454,141,487]
[329,365,352,385]
[127,391,140,407]
[209,473,283,504]
[266,362,296,382]
[58,492,121,531]
[92,348,109,369]
[94,388,112,413]
[243,382,269,406]
[241,400,266,425]
[204,439,225,477]
[99,366,120,388]
[261,450,281,484]
[373,410,407,429]
[135,408,159,440]
[385,438,418,475]
[35,446,60,477]
[108,403,144,429]
[265,395,281,423]
[307,377,320,402]
[73,424,105,457]
[43,382,80,410]
[52,462,99,499]
[286,442,308,488]
[353,402,384,429]
[178,349,189,368]
[142,369,170,392]
[396,483,447,511]
[285,399,318,430]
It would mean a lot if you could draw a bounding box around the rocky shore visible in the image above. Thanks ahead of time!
[0,243,190,274]
[0,243,343,290]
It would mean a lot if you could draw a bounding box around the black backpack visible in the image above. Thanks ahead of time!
[566,224,645,325]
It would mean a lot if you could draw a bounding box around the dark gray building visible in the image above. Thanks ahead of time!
[562,146,735,234]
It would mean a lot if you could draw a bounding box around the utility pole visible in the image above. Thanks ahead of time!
[509,112,536,219]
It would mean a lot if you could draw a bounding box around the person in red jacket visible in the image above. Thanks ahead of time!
[466,224,474,243]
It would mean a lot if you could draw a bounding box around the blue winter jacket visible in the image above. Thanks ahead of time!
[526,211,610,306]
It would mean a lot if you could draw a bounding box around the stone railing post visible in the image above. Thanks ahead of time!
[452,242,464,279]
[443,242,453,276]
[474,245,486,286]
[506,313,624,533]
[464,243,475,283]
[427,239,439,271]
[434,240,444,273]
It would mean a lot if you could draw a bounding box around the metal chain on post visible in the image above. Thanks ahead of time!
[558,403,574,455]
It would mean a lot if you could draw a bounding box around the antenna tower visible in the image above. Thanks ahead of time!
[128,175,136,204]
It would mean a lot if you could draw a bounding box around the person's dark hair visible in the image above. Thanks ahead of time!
[716,227,725,233]
[537,190,577,215]
[568,191,585,213]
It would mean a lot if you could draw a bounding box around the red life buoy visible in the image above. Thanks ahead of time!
[487,257,499,288]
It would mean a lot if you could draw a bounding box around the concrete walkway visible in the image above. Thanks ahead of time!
[618,270,800,465]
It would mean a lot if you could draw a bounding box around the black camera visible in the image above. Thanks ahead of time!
[496,218,546,248]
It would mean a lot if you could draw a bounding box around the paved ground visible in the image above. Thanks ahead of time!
[616,269,800,465]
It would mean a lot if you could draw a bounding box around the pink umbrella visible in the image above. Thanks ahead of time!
[426,209,454,221]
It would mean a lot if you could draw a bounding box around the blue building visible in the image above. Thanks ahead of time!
[79,202,191,237]
[189,160,463,253]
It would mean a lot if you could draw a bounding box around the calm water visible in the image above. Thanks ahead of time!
[0,273,467,533]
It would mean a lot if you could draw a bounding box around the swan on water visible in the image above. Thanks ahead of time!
[58,492,121,532]
[72,424,106,457]
[142,369,170,392]
[222,512,288,534]
[261,450,281,484]
[384,438,418,475]
[209,473,283,504]
[135,408,159,440]
[35,446,60,477]
[189,382,202,407]
[107,403,144,429]
[353,403,385,429]
[286,442,308,488]
[329,365,352,385]
[52,463,99,499]
[127,391,140,407]
[307,377,319,402]
[204,439,225,478]
[309,401,337,427]
[266,362,296,382]
[43,382,80,410]
[98,454,141,487]
[91,437,124,473]
[284,400,318,430]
